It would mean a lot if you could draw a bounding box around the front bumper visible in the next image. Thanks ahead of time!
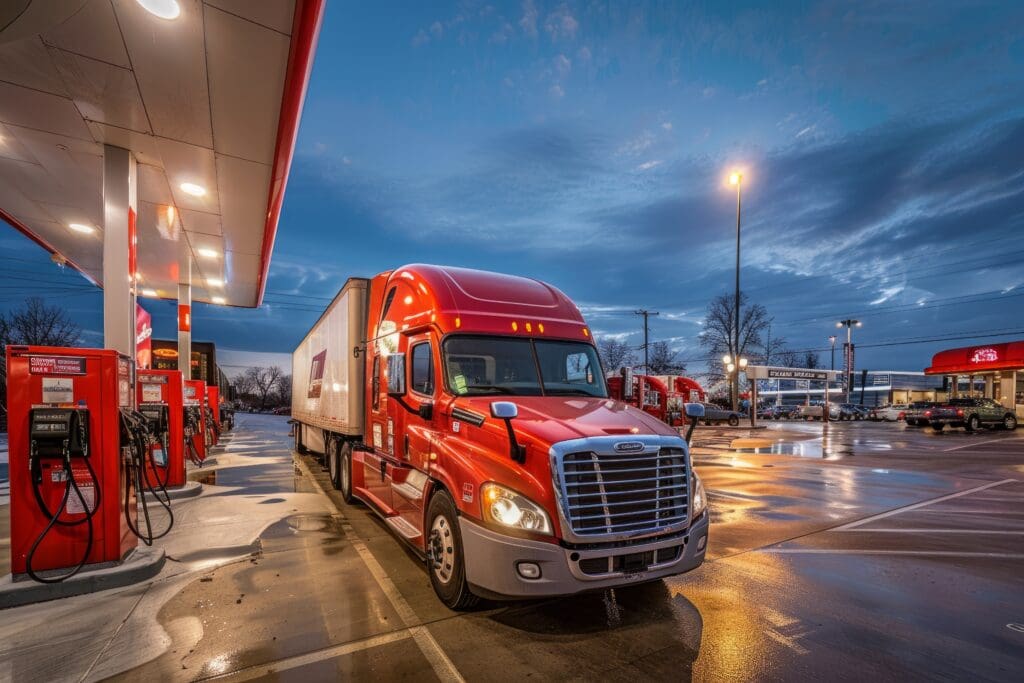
[459,512,709,599]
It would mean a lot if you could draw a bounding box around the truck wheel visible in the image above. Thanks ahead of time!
[327,440,341,490]
[339,442,354,503]
[728,415,739,427]
[1004,414,1018,431]
[426,490,479,610]
[966,415,980,432]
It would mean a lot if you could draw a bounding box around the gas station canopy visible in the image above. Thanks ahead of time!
[0,0,324,307]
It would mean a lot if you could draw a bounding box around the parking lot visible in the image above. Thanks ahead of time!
[2,414,1022,681]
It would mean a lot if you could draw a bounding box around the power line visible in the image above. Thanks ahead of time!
[634,309,659,374]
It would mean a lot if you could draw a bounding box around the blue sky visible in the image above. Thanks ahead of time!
[3,0,1024,376]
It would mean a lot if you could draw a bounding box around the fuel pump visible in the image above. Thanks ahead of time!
[185,380,209,463]
[119,409,173,544]
[6,347,138,582]
[137,370,187,488]
[25,407,100,582]
[183,404,205,464]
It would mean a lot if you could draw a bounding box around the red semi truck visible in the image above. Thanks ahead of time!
[291,265,708,608]
[607,373,707,427]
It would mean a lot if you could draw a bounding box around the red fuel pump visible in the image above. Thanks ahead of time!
[136,370,186,489]
[206,385,221,446]
[184,379,208,462]
[5,346,138,581]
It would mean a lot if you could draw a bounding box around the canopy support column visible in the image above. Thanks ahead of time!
[102,145,137,360]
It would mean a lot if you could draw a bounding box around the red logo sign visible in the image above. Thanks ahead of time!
[970,347,998,363]
[308,349,327,398]
[29,356,87,375]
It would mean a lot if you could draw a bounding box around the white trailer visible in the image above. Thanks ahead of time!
[291,278,369,454]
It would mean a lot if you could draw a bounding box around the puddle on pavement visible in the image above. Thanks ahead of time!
[733,440,853,459]
[186,463,319,495]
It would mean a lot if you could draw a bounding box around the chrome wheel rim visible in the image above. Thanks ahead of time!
[429,515,455,584]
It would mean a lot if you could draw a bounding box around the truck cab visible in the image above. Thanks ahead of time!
[293,265,708,608]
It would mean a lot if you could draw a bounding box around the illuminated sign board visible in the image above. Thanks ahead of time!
[969,348,998,364]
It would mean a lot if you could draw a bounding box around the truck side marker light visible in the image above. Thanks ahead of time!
[538,323,544,333]
[430,452,437,461]
[403,295,413,305]
[455,317,461,328]
[511,321,518,332]
[583,327,589,337]
[525,322,532,333]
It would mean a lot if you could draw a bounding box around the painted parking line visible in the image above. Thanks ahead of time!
[210,629,414,682]
[837,529,1024,534]
[293,455,465,683]
[943,438,1010,452]
[763,549,1024,559]
[833,479,1017,531]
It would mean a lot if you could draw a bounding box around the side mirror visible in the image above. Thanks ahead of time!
[386,353,406,396]
[490,401,518,420]
[621,366,634,399]
[490,401,525,463]
[684,403,705,419]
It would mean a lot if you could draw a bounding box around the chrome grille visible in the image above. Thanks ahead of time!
[558,446,689,538]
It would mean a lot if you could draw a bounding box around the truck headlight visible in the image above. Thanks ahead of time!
[691,472,707,520]
[481,483,552,534]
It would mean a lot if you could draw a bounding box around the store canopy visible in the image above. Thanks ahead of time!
[924,341,1024,375]
[0,0,324,307]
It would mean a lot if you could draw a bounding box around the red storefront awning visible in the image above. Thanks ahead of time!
[924,341,1024,375]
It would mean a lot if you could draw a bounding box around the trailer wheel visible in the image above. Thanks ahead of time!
[327,440,341,490]
[426,490,479,610]
[339,442,354,503]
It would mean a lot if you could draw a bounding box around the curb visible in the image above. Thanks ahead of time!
[143,480,203,502]
[0,546,166,610]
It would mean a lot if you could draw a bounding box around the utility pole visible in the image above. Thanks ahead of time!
[634,309,659,375]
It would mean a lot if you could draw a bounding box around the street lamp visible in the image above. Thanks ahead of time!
[836,319,862,402]
[828,335,837,370]
[727,169,743,412]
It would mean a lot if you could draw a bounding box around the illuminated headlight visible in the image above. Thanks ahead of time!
[691,472,707,520]
[481,483,552,534]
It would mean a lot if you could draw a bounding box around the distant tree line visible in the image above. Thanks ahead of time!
[233,366,291,410]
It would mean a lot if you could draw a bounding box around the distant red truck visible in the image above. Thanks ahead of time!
[607,373,706,427]
[291,265,709,608]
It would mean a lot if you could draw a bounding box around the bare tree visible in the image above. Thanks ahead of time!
[273,374,293,407]
[0,297,82,349]
[803,350,821,369]
[776,349,800,367]
[698,292,772,383]
[596,337,637,372]
[646,341,686,374]
[241,366,284,410]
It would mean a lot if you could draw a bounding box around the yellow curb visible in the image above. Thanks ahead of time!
[730,438,773,449]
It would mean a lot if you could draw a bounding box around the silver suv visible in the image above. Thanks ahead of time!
[928,398,1018,432]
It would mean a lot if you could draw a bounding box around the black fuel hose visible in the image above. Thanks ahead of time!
[26,454,97,583]
[121,411,173,544]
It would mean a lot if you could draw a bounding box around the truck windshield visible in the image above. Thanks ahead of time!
[443,336,607,397]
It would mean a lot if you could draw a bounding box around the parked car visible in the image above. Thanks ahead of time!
[904,401,939,426]
[927,398,1018,432]
[701,403,743,426]
[837,404,865,420]
[772,405,799,420]
[870,404,909,422]
[795,402,840,421]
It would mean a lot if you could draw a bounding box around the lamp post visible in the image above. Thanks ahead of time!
[829,335,837,371]
[723,354,750,421]
[836,320,862,402]
[728,170,743,412]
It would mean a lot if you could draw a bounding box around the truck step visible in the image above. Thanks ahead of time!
[385,516,422,540]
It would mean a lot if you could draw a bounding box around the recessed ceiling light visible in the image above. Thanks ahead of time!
[69,223,94,234]
[212,296,226,305]
[198,248,219,258]
[207,278,223,287]
[180,182,206,197]
[141,288,158,297]
[136,0,181,20]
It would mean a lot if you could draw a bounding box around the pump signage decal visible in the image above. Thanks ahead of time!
[29,356,86,375]
[141,384,162,402]
[138,374,168,384]
[42,378,74,403]
[308,349,327,398]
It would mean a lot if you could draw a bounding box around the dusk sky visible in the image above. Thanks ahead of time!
[2,0,1023,377]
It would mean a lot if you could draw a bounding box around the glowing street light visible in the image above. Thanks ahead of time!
[837,319,862,402]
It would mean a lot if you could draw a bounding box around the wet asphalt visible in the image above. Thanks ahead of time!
[6,414,1022,681]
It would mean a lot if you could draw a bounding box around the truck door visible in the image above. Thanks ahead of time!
[361,353,394,513]
[387,334,436,544]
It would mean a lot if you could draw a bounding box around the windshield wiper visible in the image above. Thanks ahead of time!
[545,388,599,396]
[465,384,517,394]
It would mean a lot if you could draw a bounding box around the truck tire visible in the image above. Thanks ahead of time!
[339,442,355,503]
[728,415,739,427]
[426,490,479,610]
[327,439,341,490]
[1004,414,1018,431]
[965,415,980,432]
